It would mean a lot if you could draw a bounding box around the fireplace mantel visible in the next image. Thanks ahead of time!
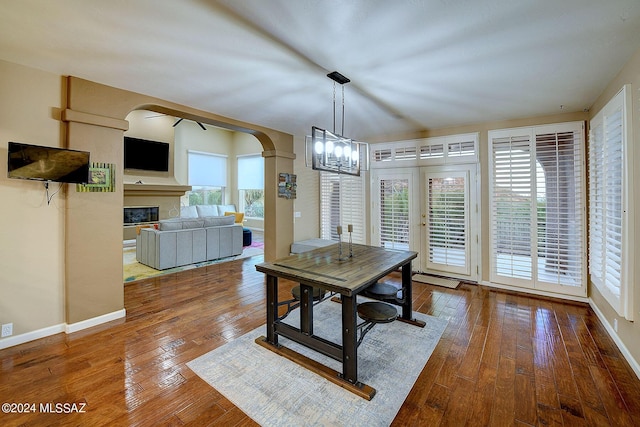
[122,183,192,240]
[123,183,192,197]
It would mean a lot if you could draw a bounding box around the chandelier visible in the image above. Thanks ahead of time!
[306,71,368,176]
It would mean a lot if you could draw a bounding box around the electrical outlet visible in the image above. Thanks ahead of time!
[1,323,13,337]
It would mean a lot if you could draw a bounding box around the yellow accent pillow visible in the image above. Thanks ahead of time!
[224,211,245,224]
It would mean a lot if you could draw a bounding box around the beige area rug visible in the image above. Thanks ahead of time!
[412,273,461,289]
[123,242,264,283]
[187,299,447,427]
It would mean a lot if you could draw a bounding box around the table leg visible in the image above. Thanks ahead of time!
[401,261,412,320]
[341,294,359,385]
[398,261,426,327]
[266,274,279,346]
[299,284,314,335]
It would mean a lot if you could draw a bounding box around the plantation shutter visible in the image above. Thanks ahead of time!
[378,177,410,250]
[426,172,469,274]
[535,129,584,287]
[490,133,534,282]
[489,122,585,296]
[320,172,366,243]
[589,86,631,319]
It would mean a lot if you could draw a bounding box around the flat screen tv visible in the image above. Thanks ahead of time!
[124,137,170,172]
[7,142,90,184]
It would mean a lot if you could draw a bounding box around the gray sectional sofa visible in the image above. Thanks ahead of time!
[136,214,243,270]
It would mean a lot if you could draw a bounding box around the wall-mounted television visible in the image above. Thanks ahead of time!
[124,137,170,172]
[7,142,90,184]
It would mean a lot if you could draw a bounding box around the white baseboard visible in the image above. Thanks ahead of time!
[479,280,589,303]
[589,299,640,380]
[0,323,65,350]
[0,309,126,350]
[65,309,126,333]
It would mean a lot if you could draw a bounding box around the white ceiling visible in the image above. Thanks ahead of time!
[1,0,639,141]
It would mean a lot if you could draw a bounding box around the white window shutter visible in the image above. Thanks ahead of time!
[320,172,366,244]
[489,122,586,296]
[589,85,632,320]
[378,177,410,250]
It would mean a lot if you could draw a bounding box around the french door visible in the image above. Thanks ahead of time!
[421,165,478,281]
[371,169,421,264]
[371,165,479,281]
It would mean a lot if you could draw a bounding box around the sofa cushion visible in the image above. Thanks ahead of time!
[224,211,245,224]
[181,219,205,229]
[159,219,184,231]
[180,205,198,218]
[203,215,235,227]
[196,205,219,217]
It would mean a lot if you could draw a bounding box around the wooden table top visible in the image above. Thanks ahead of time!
[256,243,417,296]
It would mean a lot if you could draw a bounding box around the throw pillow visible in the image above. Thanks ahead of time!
[196,205,219,217]
[224,211,245,224]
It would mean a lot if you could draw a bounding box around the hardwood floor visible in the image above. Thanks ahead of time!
[1,255,640,426]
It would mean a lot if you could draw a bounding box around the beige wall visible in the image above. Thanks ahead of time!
[292,135,321,241]
[0,60,66,338]
[588,46,640,369]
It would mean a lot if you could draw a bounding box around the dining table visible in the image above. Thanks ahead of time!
[254,242,425,400]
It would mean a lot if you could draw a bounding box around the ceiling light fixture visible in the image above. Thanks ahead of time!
[306,71,368,176]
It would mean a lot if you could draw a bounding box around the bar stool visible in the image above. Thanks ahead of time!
[356,301,397,346]
[291,285,326,301]
[277,285,327,320]
[363,281,404,304]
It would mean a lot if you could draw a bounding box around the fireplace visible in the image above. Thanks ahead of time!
[124,206,159,225]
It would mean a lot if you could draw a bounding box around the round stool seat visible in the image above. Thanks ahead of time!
[292,285,325,301]
[357,301,398,324]
[364,281,398,298]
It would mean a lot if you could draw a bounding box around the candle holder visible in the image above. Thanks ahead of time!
[348,224,353,257]
[337,225,347,261]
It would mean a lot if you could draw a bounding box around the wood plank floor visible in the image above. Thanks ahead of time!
[1,255,640,426]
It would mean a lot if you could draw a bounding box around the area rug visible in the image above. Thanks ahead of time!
[412,273,461,289]
[187,299,447,426]
[123,241,264,283]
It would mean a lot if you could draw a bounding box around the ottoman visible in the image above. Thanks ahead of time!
[242,228,252,246]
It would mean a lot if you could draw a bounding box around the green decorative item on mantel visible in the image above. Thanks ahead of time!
[77,162,115,192]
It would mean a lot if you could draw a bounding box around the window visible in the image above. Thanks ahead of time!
[238,154,264,218]
[489,122,586,296]
[320,172,366,244]
[370,133,478,168]
[187,151,226,205]
[378,177,410,250]
[427,174,468,271]
[589,85,633,319]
